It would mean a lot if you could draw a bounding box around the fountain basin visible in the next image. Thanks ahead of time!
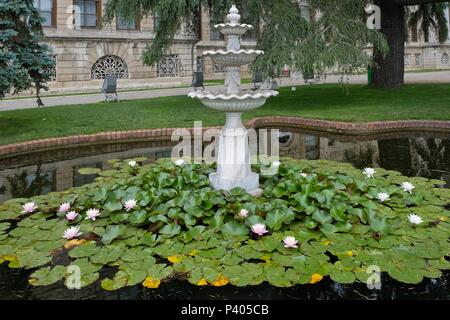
[214,23,253,36]
[188,90,279,112]
[203,49,264,67]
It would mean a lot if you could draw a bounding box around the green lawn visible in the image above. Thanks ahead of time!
[1,83,449,146]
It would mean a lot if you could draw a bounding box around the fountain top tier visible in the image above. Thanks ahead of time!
[188,5,278,112]
[202,4,262,66]
[214,4,254,37]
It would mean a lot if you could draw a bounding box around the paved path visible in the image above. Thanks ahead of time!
[0,71,448,111]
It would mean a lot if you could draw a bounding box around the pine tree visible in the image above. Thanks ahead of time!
[0,0,55,106]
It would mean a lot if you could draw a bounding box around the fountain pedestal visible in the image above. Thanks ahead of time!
[210,112,259,191]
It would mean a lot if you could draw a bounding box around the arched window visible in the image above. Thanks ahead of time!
[91,55,129,79]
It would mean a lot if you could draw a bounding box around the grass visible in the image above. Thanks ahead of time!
[0,83,449,146]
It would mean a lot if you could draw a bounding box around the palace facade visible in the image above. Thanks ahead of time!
[34,0,450,93]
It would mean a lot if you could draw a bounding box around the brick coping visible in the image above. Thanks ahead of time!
[1,117,449,157]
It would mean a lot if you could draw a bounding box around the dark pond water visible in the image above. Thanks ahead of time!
[0,128,449,300]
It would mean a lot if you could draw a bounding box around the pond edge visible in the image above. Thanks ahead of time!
[1,117,449,157]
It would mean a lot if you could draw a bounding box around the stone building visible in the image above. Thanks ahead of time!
[34,0,256,92]
[34,1,450,93]
[404,5,450,70]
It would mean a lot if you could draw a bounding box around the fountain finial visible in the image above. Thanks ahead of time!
[227,4,241,24]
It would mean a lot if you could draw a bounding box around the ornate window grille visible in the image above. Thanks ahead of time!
[441,53,449,65]
[157,55,179,77]
[91,55,129,79]
[213,64,225,73]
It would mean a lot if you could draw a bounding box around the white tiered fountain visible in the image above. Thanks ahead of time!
[188,5,278,192]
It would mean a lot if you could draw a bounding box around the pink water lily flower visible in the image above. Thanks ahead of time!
[59,202,71,213]
[63,226,82,240]
[251,223,268,236]
[283,236,298,248]
[21,202,38,213]
[124,199,137,211]
[65,211,79,221]
[85,208,100,221]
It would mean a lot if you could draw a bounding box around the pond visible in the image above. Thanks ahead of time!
[0,128,449,300]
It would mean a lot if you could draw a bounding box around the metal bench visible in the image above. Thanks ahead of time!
[302,66,316,85]
[192,71,205,91]
[252,70,263,89]
[102,75,119,102]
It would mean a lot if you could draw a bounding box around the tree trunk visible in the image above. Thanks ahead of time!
[372,0,405,88]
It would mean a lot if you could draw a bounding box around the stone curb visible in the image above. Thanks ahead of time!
[1,117,449,156]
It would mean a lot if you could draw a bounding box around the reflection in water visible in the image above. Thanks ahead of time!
[278,133,449,187]
[0,129,449,300]
[411,138,448,179]
[1,132,449,202]
[0,164,53,199]
[1,263,449,300]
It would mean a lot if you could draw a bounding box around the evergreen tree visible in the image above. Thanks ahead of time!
[0,0,55,106]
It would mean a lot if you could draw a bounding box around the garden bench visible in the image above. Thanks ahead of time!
[252,70,263,89]
[102,75,119,102]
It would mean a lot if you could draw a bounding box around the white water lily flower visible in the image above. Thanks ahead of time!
[283,236,298,248]
[248,188,263,198]
[124,199,137,211]
[175,159,185,166]
[63,226,82,240]
[85,208,100,221]
[407,214,423,225]
[21,202,38,213]
[300,173,308,178]
[251,223,268,236]
[363,167,376,178]
[128,160,137,167]
[376,192,390,202]
[400,182,415,194]
[59,202,71,213]
[65,211,78,221]
[239,209,249,218]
